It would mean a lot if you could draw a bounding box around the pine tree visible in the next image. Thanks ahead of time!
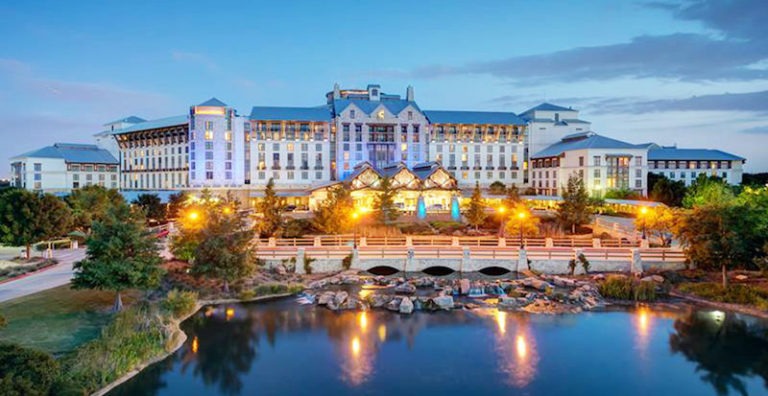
[557,175,591,234]
[373,176,399,225]
[465,182,487,231]
[256,178,283,237]
[72,204,163,311]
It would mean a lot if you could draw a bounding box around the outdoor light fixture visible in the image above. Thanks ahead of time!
[188,211,200,221]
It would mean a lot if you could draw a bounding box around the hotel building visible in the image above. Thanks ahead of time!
[646,145,745,186]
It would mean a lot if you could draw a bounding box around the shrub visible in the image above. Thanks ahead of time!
[0,342,59,396]
[633,281,657,302]
[599,276,634,300]
[282,218,314,238]
[162,289,198,318]
[0,314,6,329]
[430,221,465,235]
[303,256,315,275]
[678,282,768,307]
[287,284,304,294]
[342,253,353,270]
[251,283,304,297]
[239,290,256,300]
[578,253,590,274]
[568,259,577,276]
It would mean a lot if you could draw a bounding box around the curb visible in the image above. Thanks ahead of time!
[0,261,60,285]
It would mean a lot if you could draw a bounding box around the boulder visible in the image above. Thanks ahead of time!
[498,296,517,308]
[432,296,454,310]
[394,282,417,294]
[523,277,553,291]
[333,291,348,306]
[459,279,471,295]
[341,274,361,284]
[307,279,328,289]
[317,291,336,305]
[386,298,401,312]
[641,275,665,283]
[274,264,288,276]
[370,293,393,308]
[552,276,577,288]
[399,297,414,314]
[591,274,605,281]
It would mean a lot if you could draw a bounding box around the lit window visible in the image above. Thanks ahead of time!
[205,131,213,140]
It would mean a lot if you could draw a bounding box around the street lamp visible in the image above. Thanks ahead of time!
[188,211,200,222]
[639,206,648,240]
[351,211,360,249]
[517,211,526,249]
[497,206,507,237]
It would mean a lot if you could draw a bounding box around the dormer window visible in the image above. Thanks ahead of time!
[408,111,413,120]
[371,88,378,96]
[350,110,356,119]
[554,113,560,123]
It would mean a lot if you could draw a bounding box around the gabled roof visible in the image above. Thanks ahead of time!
[12,143,118,164]
[249,106,331,122]
[104,116,146,125]
[112,115,188,134]
[521,102,575,114]
[532,132,642,159]
[198,97,227,107]
[648,147,745,161]
[423,110,526,125]
[332,98,421,117]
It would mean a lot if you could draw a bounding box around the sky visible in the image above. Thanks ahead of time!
[1,0,767,177]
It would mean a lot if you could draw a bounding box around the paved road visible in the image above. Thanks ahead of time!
[0,249,85,303]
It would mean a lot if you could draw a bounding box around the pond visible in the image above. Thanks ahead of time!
[111,299,768,396]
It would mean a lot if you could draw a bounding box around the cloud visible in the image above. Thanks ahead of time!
[609,90,768,113]
[740,125,768,135]
[665,0,768,40]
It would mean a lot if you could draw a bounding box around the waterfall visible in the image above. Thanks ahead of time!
[417,195,427,219]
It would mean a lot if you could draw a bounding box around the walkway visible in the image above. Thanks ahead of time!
[0,248,85,303]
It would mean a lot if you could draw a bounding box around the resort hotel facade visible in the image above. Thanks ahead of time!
[9,83,745,209]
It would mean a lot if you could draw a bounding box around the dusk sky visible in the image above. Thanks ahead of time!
[1,0,767,177]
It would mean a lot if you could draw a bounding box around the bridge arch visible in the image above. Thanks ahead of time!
[366,266,400,276]
[422,266,456,276]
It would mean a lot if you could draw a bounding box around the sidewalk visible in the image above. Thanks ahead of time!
[0,249,85,303]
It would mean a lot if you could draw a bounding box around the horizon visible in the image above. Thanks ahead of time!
[2,0,767,177]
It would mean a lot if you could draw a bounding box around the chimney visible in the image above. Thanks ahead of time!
[333,83,340,99]
[406,85,414,101]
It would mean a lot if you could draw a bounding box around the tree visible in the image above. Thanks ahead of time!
[465,182,487,231]
[683,175,732,208]
[504,203,540,238]
[0,342,60,396]
[66,185,125,231]
[489,181,507,195]
[604,187,641,200]
[557,175,591,234]
[166,192,188,219]
[133,193,166,223]
[650,174,687,207]
[635,206,678,246]
[312,185,355,234]
[255,179,283,237]
[192,198,255,293]
[0,189,71,259]
[72,204,163,311]
[373,176,399,225]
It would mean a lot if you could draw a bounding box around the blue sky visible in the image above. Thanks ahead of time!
[1,0,767,176]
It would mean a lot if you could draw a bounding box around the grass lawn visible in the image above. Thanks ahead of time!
[0,285,140,355]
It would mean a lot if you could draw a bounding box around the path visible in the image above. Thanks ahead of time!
[0,249,85,303]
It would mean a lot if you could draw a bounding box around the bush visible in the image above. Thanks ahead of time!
[0,342,59,396]
[58,303,171,394]
[238,290,256,300]
[342,253,353,270]
[577,253,590,274]
[282,218,314,238]
[568,259,577,276]
[303,256,315,275]
[251,283,304,298]
[398,222,433,235]
[678,282,768,307]
[162,289,198,318]
[599,276,657,302]
[430,221,465,235]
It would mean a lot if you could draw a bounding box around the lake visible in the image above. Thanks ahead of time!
[111,298,768,395]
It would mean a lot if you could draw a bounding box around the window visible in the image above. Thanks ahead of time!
[206,171,213,180]
[225,132,232,141]
[205,131,213,140]
[205,121,213,131]
[635,156,643,166]
[205,142,213,150]
[34,163,42,171]
[579,156,584,166]
[408,111,413,120]
[350,110,356,119]
[593,156,601,166]
[635,179,642,188]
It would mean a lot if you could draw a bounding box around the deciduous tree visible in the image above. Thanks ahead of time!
[66,185,125,231]
[650,174,687,207]
[312,185,354,234]
[133,193,166,223]
[0,189,71,259]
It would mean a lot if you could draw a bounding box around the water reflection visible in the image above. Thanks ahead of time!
[110,300,768,396]
[670,309,768,396]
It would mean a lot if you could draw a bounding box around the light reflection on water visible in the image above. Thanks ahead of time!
[111,300,768,396]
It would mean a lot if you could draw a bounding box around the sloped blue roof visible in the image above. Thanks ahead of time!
[198,97,227,107]
[521,102,575,114]
[648,148,745,161]
[332,98,421,117]
[249,106,331,122]
[113,115,188,134]
[532,132,641,159]
[105,116,146,125]
[13,143,118,164]
[423,110,526,125]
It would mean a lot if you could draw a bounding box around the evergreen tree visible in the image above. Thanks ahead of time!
[312,185,355,234]
[0,189,71,259]
[255,179,283,237]
[133,193,166,223]
[488,181,507,195]
[465,182,487,231]
[192,198,255,293]
[557,175,591,234]
[72,204,163,311]
[373,176,399,225]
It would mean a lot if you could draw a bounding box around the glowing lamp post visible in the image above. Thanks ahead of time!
[352,211,360,249]
[517,211,526,249]
[497,206,507,237]
[187,211,200,222]
[639,206,648,240]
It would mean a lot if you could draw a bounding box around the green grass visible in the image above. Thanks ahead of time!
[678,282,768,310]
[0,285,139,355]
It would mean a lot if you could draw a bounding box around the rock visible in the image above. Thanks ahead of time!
[464,303,480,310]
[333,291,348,306]
[317,291,335,305]
[341,275,361,284]
[459,279,471,295]
[307,279,327,289]
[370,293,393,308]
[386,298,401,311]
[591,274,605,281]
[432,296,454,310]
[441,286,454,296]
[552,276,577,288]
[394,283,417,294]
[399,297,414,314]
[641,275,665,283]
[274,264,288,276]
[734,274,749,281]
[498,296,517,308]
[523,277,553,291]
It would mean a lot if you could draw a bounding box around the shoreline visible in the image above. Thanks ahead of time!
[669,290,768,320]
